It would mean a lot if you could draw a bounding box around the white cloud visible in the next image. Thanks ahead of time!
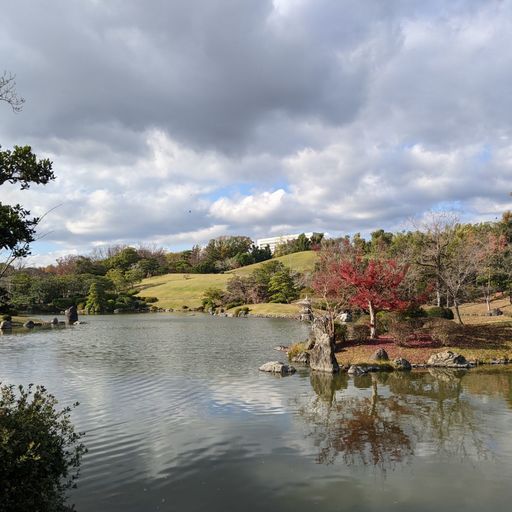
[2,0,512,263]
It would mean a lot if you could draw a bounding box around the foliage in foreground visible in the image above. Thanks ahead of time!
[0,383,87,512]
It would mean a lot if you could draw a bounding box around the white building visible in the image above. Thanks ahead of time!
[256,232,315,253]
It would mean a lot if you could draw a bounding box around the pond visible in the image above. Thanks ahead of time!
[1,314,512,511]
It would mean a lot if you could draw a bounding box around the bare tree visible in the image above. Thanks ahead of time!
[0,71,25,112]
[415,213,489,324]
[414,211,459,307]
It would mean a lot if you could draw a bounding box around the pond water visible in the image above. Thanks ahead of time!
[1,314,512,511]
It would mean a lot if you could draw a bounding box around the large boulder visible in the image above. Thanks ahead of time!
[309,328,340,373]
[65,305,78,324]
[259,361,296,374]
[370,348,389,361]
[427,351,469,368]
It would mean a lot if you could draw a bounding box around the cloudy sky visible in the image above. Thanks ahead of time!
[1,0,512,265]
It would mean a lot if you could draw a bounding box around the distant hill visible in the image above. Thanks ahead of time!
[136,250,317,310]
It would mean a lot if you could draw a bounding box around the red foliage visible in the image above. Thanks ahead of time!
[338,257,409,312]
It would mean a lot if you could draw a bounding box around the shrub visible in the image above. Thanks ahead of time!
[233,306,250,317]
[0,383,87,511]
[347,324,370,342]
[141,296,158,303]
[387,318,422,346]
[334,322,347,343]
[422,318,464,346]
[2,314,12,321]
[426,306,454,320]
[287,342,306,360]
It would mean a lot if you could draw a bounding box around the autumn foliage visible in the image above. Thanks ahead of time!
[312,240,411,338]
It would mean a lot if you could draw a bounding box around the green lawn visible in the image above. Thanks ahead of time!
[136,251,317,311]
[228,303,301,318]
[226,250,317,276]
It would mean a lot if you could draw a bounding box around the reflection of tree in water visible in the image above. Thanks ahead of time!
[299,372,414,469]
[298,369,493,470]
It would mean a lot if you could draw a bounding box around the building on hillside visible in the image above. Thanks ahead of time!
[256,232,314,253]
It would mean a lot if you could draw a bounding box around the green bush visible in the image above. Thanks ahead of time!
[334,322,347,343]
[233,306,250,317]
[141,296,158,303]
[0,383,87,511]
[426,306,454,320]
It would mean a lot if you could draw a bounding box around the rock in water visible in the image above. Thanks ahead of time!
[347,365,367,375]
[371,348,389,361]
[0,320,12,330]
[309,329,340,373]
[65,305,78,324]
[427,351,469,368]
[23,321,35,329]
[393,357,412,371]
[259,361,296,374]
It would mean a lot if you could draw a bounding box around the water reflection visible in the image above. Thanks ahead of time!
[299,369,498,470]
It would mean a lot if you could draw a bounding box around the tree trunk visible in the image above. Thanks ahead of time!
[436,278,441,307]
[368,301,376,339]
[453,300,464,325]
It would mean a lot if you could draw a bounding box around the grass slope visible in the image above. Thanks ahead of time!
[136,251,317,311]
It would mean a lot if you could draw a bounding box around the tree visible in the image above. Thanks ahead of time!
[0,71,25,112]
[250,260,286,302]
[311,241,354,340]
[1,88,54,278]
[201,287,225,311]
[414,212,458,307]
[313,239,410,338]
[340,257,409,338]
[268,267,299,303]
[85,281,107,314]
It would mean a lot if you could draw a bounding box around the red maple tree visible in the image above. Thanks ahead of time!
[312,240,410,339]
[338,257,409,338]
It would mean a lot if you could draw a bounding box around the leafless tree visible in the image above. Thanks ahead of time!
[0,71,25,112]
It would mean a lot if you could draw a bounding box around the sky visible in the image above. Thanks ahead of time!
[1,0,512,266]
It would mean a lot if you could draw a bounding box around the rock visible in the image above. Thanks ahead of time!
[291,351,310,364]
[23,320,35,329]
[427,351,469,368]
[259,361,296,374]
[370,348,389,361]
[273,345,289,352]
[309,328,340,373]
[393,357,412,371]
[347,365,367,375]
[51,317,59,325]
[0,320,12,330]
[65,305,78,324]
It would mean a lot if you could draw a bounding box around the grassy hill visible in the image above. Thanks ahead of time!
[136,250,317,311]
